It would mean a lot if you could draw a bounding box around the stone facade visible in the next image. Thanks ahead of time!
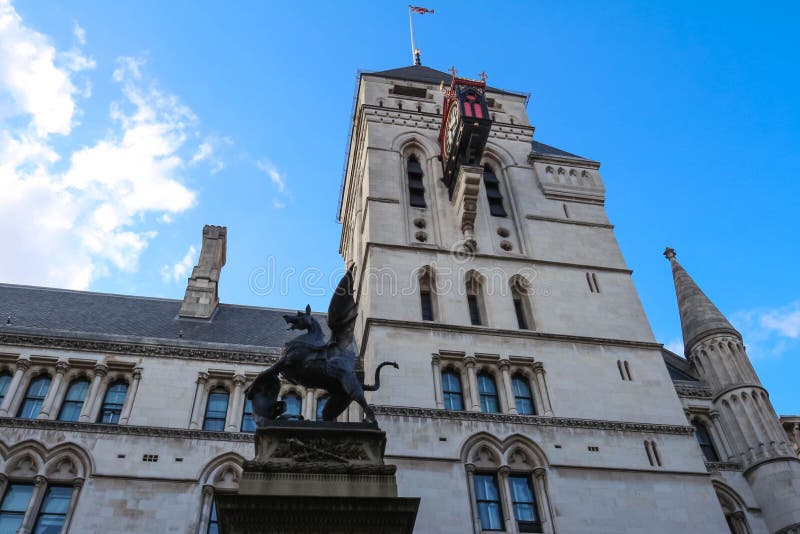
[0,64,797,534]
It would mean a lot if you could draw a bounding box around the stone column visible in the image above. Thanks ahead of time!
[38,361,69,420]
[532,363,552,416]
[464,464,481,534]
[80,364,107,422]
[304,390,315,420]
[533,467,555,534]
[528,365,545,416]
[18,475,47,534]
[226,374,245,431]
[497,466,515,533]
[189,372,209,429]
[62,478,84,532]
[0,358,30,416]
[196,485,215,534]
[464,357,480,411]
[709,410,735,461]
[118,366,142,425]
[499,360,516,414]
[431,355,444,409]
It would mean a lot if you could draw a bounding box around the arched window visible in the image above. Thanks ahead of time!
[33,486,72,532]
[483,165,507,217]
[97,381,128,424]
[477,372,499,413]
[693,421,719,462]
[512,375,536,415]
[282,392,302,418]
[316,396,328,421]
[509,475,541,532]
[17,375,51,419]
[0,370,11,405]
[442,369,464,411]
[203,387,229,431]
[407,155,426,208]
[241,398,256,432]
[58,378,90,422]
[0,483,33,531]
[466,272,485,326]
[419,267,435,321]
[510,277,533,330]
[473,474,503,530]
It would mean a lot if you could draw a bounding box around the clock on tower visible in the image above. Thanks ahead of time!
[438,69,493,198]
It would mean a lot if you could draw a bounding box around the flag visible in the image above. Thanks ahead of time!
[409,5,434,14]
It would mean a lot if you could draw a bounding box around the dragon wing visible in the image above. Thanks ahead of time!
[327,267,357,349]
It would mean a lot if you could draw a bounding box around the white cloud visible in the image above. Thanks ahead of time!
[272,198,286,209]
[257,159,286,192]
[761,301,800,339]
[160,245,196,283]
[190,136,229,174]
[73,21,86,45]
[0,3,207,290]
[664,338,684,356]
[0,0,92,135]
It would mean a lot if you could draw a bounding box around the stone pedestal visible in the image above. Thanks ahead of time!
[216,421,419,533]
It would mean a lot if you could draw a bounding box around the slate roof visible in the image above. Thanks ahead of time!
[530,140,589,161]
[368,65,522,96]
[0,283,328,349]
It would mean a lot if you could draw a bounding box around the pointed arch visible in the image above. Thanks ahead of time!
[502,434,549,469]
[465,270,487,326]
[460,432,504,465]
[391,131,440,156]
[509,274,535,330]
[198,452,245,490]
[45,443,93,481]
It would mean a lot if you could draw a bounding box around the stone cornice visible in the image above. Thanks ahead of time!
[713,383,768,404]
[673,382,714,399]
[0,329,280,364]
[0,416,255,442]
[704,461,742,472]
[363,241,634,274]
[372,406,694,435]
[525,214,614,230]
[359,318,661,362]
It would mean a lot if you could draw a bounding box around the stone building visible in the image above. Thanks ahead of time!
[1,64,798,533]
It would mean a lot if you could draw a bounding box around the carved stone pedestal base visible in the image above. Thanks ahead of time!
[216,421,419,533]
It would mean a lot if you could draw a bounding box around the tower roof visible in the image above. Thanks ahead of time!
[664,247,740,352]
[367,65,523,96]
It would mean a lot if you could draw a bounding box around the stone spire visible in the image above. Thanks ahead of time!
[179,225,227,319]
[663,247,739,353]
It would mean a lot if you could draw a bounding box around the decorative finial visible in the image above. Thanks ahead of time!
[413,48,421,66]
[663,247,676,260]
[449,65,458,79]
[479,71,488,83]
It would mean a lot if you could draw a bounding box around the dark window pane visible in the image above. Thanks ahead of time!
[241,398,256,432]
[203,388,229,431]
[478,373,499,413]
[442,370,464,411]
[420,291,433,321]
[0,483,34,534]
[514,298,528,329]
[410,193,426,208]
[512,376,536,415]
[468,295,482,325]
[693,421,719,462]
[408,157,427,208]
[283,393,301,416]
[98,381,128,424]
[474,474,503,530]
[18,376,51,419]
[59,379,90,422]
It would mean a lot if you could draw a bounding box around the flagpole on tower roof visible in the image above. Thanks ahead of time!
[408,5,434,66]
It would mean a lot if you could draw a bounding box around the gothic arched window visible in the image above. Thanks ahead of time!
[510,276,534,330]
[466,271,486,326]
[509,475,541,531]
[477,372,499,413]
[407,155,426,208]
[17,375,51,419]
[58,378,90,422]
[282,392,302,418]
[483,165,507,217]
[473,474,503,530]
[442,369,464,411]
[241,398,256,432]
[98,381,128,424]
[693,420,719,462]
[203,387,229,431]
[512,375,536,415]
[419,267,436,321]
[32,486,72,533]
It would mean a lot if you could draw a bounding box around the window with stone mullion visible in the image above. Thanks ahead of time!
[509,475,541,533]
[473,474,504,531]
[512,375,536,415]
[33,486,72,533]
[441,370,464,411]
[693,421,719,462]
[17,375,51,419]
[203,388,229,431]
[477,372,499,413]
[0,483,33,532]
[58,379,90,422]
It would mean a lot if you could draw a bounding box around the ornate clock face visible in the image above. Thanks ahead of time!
[445,103,459,156]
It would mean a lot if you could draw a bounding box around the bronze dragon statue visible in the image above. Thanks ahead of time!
[245,267,398,425]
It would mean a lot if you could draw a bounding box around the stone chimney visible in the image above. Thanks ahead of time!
[179,225,227,319]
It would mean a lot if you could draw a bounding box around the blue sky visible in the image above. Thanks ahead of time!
[1,1,797,414]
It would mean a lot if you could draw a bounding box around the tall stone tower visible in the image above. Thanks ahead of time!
[665,248,800,533]
[337,64,740,533]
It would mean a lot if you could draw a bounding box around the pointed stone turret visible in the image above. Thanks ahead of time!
[663,247,739,353]
[179,225,227,319]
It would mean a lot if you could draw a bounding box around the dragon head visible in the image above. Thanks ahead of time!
[283,304,314,331]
